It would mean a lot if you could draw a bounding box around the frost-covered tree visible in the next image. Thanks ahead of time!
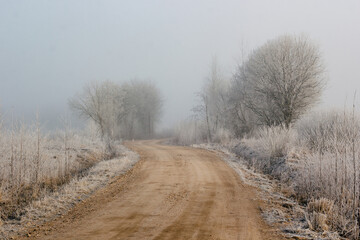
[194,57,230,142]
[69,81,125,145]
[234,35,325,128]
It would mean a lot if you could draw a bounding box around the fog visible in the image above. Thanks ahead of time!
[1,0,360,130]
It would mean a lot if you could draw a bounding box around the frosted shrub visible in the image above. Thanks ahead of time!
[244,125,297,159]
[235,125,297,181]
[296,110,359,151]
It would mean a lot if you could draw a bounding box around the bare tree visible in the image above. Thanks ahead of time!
[228,77,258,137]
[69,81,125,152]
[195,57,229,142]
[234,35,325,128]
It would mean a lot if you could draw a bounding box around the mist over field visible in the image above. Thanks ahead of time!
[1,0,360,130]
[2,1,360,239]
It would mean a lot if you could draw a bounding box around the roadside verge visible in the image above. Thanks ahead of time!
[1,145,139,239]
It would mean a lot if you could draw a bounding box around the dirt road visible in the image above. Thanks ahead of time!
[27,140,281,240]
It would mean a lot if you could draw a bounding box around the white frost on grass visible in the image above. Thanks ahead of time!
[1,145,139,239]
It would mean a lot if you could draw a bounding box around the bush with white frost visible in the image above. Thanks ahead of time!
[244,125,297,159]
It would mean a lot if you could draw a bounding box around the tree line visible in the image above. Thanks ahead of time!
[190,34,325,143]
[69,80,162,149]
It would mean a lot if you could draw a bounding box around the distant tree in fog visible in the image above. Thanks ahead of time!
[195,57,229,142]
[69,80,163,142]
[121,80,163,139]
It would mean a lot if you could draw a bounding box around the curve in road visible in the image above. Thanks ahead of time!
[27,140,281,240]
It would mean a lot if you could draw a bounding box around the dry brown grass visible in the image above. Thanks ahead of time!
[306,198,335,232]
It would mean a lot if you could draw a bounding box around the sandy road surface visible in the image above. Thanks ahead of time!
[25,140,281,240]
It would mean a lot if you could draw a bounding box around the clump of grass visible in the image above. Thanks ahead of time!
[306,198,335,231]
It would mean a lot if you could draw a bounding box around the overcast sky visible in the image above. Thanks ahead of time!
[1,0,360,130]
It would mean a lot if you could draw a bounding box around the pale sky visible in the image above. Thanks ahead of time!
[1,0,360,129]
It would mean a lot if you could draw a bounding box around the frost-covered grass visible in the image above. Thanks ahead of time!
[0,144,139,239]
[294,111,360,238]
[243,125,297,159]
[0,123,112,222]
[0,118,143,238]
